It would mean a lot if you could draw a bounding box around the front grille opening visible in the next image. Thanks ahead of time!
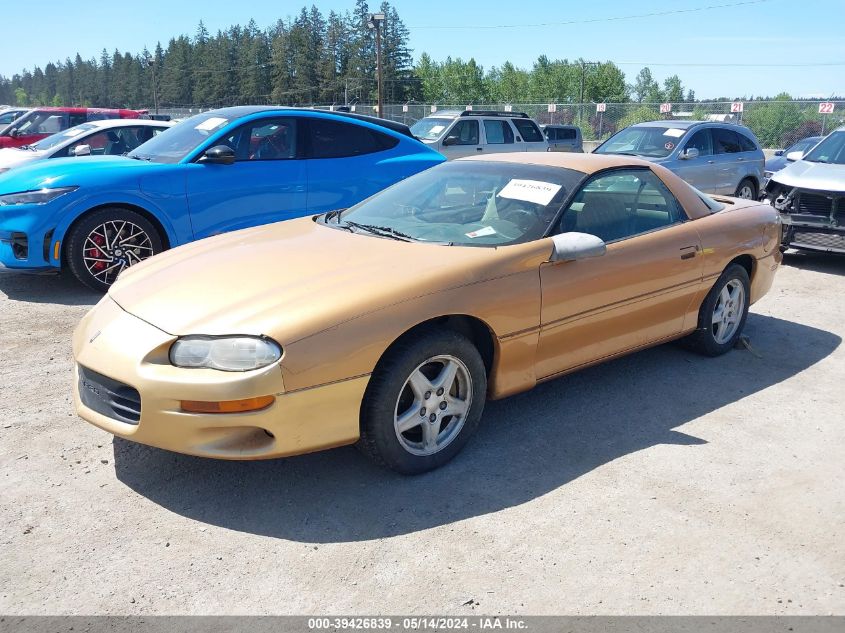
[78,365,141,425]
[11,232,27,260]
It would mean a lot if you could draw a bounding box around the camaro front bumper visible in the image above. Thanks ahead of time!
[72,296,365,459]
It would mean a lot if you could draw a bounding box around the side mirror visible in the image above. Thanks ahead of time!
[199,145,236,165]
[774,149,784,156]
[9,129,19,138]
[680,147,699,160]
[442,135,459,147]
[785,150,804,162]
[550,232,607,262]
[72,144,91,157]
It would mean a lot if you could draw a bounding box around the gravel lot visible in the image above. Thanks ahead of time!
[1,254,843,615]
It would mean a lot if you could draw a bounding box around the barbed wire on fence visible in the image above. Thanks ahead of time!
[154,100,845,149]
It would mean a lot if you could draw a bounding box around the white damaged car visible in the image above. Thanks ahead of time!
[764,127,845,254]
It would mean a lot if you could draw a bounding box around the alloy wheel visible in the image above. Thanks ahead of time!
[711,279,746,344]
[83,220,154,286]
[393,354,473,457]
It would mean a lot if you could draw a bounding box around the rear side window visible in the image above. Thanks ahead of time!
[557,128,576,140]
[737,132,757,152]
[308,118,398,159]
[712,128,742,154]
[513,118,543,142]
[483,119,514,144]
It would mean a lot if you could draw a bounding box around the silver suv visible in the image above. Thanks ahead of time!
[595,120,765,198]
[410,110,549,159]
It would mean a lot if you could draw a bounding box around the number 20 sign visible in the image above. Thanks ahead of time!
[819,102,836,114]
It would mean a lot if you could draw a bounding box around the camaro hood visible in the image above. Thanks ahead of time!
[770,160,845,192]
[0,155,162,192]
[0,147,44,170]
[109,216,542,342]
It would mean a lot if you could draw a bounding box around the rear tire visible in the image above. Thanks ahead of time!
[735,178,757,200]
[685,263,751,357]
[65,207,164,292]
[358,328,487,475]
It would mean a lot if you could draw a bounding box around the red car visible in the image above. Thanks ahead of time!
[0,107,148,149]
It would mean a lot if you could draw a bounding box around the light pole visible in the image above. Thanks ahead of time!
[145,54,159,115]
[367,13,385,118]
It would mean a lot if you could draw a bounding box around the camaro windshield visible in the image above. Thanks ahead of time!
[803,131,845,165]
[332,161,585,246]
[126,112,230,163]
[595,126,689,158]
[410,117,452,141]
[32,123,99,151]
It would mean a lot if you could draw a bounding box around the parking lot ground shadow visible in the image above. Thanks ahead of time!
[0,270,101,306]
[783,250,845,275]
[114,313,840,543]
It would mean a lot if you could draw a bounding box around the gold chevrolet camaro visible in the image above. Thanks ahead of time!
[73,153,782,474]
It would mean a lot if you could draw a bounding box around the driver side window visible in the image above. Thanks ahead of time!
[448,120,479,145]
[228,118,297,161]
[557,169,684,243]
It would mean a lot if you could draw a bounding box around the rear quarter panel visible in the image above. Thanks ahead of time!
[685,198,782,322]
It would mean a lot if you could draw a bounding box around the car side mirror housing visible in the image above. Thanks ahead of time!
[774,149,784,156]
[9,129,19,138]
[785,150,804,162]
[442,135,459,147]
[72,144,91,157]
[680,147,699,160]
[199,145,236,165]
[550,232,607,262]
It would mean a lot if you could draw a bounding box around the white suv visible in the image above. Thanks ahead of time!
[410,110,549,159]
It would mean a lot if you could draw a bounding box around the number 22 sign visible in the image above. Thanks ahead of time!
[819,102,836,114]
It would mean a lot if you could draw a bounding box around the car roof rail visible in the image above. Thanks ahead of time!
[459,110,529,118]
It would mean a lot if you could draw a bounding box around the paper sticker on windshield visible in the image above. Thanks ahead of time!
[430,125,445,134]
[665,142,675,151]
[64,128,86,137]
[195,117,228,131]
[466,226,497,238]
[663,128,685,138]
[498,179,562,206]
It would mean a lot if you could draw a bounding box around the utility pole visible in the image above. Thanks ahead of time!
[368,13,385,118]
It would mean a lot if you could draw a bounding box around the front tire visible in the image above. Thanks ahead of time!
[65,207,164,292]
[686,263,751,356]
[358,328,487,474]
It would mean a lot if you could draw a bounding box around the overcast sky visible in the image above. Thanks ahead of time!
[2,0,843,99]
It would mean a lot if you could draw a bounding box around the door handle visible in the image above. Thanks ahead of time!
[737,157,745,161]
[477,147,483,151]
[680,245,698,260]
[707,160,715,164]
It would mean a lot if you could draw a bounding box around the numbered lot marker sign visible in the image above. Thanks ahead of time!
[596,103,607,112]
[660,103,672,114]
[548,103,557,113]
[819,102,836,114]
[731,102,744,113]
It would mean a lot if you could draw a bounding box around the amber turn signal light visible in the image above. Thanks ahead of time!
[180,395,275,414]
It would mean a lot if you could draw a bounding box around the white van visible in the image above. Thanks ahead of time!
[410,110,549,159]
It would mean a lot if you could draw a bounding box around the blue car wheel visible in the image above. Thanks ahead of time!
[65,207,164,292]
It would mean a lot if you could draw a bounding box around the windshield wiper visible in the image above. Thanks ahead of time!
[20,144,38,151]
[128,154,152,162]
[341,221,414,242]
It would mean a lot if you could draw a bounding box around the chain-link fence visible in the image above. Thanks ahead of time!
[155,100,845,150]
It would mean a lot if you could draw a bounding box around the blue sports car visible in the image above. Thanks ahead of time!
[0,106,444,290]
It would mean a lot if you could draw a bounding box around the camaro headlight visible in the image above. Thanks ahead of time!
[169,335,282,371]
[0,186,78,206]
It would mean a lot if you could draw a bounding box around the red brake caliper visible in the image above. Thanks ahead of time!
[88,234,107,271]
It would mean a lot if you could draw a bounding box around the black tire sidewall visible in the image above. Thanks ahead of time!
[66,207,164,292]
[360,328,487,475]
[695,264,751,356]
